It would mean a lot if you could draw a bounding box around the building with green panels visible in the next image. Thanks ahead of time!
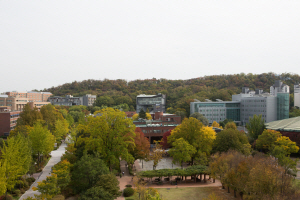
[277,92,289,120]
[190,101,240,124]
[190,81,290,125]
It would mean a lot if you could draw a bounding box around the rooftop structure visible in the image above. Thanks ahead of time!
[5,91,52,102]
[136,93,166,113]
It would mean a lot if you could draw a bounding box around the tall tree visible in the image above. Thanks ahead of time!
[53,119,69,143]
[17,103,43,127]
[71,153,109,194]
[0,134,32,195]
[169,138,196,168]
[189,112,209,126]
[246,114,265,142]
[129,128,150,161]
[139,109,146,119]
[77,108,136,170]
[168,118,216,164]
[212,129,251,155]
[29,122,55,166]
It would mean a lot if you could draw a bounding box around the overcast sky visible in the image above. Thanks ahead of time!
[1,1,300,92]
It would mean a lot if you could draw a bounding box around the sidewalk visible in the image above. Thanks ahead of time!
[19,142,68,200]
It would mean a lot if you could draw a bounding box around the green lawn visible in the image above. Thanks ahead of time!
[126,187,235,200]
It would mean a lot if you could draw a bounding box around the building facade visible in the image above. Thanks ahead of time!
[294,84,300,108]
[48,94,96,107]
[136,93,166,113]
[190,81,289,125]
[0,107,20,136]
[5,91,52,102]
[190,101,240,124]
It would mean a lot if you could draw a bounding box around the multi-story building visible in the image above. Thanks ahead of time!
[190,81,289,125]
[5,91,52,102]
[133,111,181,144]
[0,107,20,136]
[48,94,96,107]
[190,100,240,124]
[0,95,50,111]
[136,93,166,113]
[82,94,96,106]
[294,83,300,108]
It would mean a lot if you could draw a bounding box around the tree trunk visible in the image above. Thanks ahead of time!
[204,174,206,183]
[234,189,236,197]
[228,186,230,193]
[213,178,215,183]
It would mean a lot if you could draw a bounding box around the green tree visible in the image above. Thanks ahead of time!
[225,122,237,130]
[190,112,209,126]
[0,161,6,196]
[96,174,121,198]
[71,153,109,194]
[79,186,114,200]
[246,114,265,142]
[94,96,114,107]
[77,108,136,170]
[53,119,69,143]
[17,104,43,127]
[289,107,300,118]
[33,174,60,199]
[139,109,146,119]
[169,138,196,168]
[0,134,32,195]
[212,129,251,155]
[52,159,71,190]
[149,143,164,170]
[168,118,216,164]
[40,104,63,132]
[256,129,282,152]
[29,122,55,167]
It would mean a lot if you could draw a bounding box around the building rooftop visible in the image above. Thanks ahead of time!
[0,95,8,98]
[137,94,157,97]
[265,117,300,131]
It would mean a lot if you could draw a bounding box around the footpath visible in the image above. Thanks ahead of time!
[19,142,68,200]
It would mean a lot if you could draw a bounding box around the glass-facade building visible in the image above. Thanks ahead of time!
[136,94,166,113]
[191,102,240,124]
[277,93,289,120]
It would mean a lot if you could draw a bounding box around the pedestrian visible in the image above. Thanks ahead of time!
[122,171,125,176]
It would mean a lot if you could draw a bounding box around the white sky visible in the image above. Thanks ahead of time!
[1,1,300,91]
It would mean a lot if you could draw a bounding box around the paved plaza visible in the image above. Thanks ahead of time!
[137,157,185,171]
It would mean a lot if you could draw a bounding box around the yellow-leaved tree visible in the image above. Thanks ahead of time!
[168,118,216,165]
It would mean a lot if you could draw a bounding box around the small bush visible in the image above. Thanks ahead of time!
[14,190,21,196]
[0,194,13,200]
[20,188,25,194]
[123,187,134,197]
[51,195,65,200]
[26,177,36,184]
[125,184,132,188]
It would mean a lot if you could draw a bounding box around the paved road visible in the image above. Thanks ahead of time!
[20,142,68,200]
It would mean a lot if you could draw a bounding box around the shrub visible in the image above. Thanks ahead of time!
[52,195,65,200]
[14,189,21,196]
[26,177,36,184]
[125,184,132,188]
[123,187,134,197]
[0,194,13,200]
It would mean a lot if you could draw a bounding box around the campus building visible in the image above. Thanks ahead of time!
[5,91,52,102]
[48,94,96,107]
[136,93,166,113]
[190,81,289,125]
[0,95,50,111]
[0,106,21,137]
[294,83,300,108]
[133,112,181,144]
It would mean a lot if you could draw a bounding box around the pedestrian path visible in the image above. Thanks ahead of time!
[19,142,68,200]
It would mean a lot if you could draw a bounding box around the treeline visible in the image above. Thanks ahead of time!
[44,72,300,115]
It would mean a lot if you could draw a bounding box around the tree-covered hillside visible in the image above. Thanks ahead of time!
[44,72,300,116]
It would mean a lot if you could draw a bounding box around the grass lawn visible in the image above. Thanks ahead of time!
[125,187,235,200]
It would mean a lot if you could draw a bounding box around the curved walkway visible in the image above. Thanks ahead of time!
[20,142,68,200]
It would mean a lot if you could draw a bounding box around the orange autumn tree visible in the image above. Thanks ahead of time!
[129,128,150,161]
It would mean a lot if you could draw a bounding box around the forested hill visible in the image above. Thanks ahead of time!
[44,72,300,115]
